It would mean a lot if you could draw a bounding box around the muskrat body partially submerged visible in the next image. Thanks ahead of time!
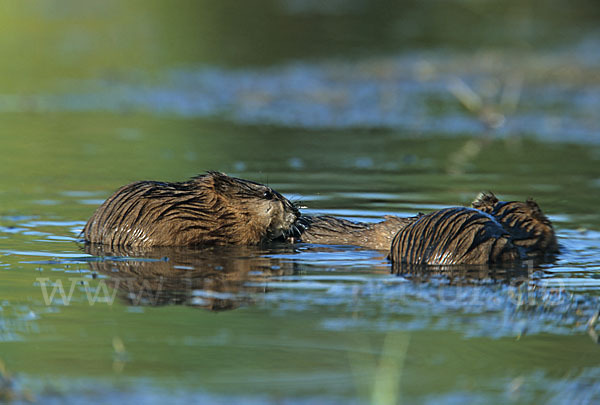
[472,192,558,257]
[85,172,557,267]
[390,207,521,266]
[296,209,522,265]
[294,215,417,251]
[83,172,299,247]
[294,193,556,265]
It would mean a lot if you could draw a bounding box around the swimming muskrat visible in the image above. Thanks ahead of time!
[293,215,418,250]
[471,192,558,257]
[390,207,521,266]
[83,172,299,247]
[293,193,557,265]
[295,209,523,265]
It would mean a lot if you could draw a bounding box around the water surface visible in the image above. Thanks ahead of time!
[1,1,600,403]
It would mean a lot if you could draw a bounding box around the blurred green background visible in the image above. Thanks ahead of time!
[1,0,600,87]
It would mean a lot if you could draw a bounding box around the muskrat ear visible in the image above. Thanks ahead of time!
[196,171,233,194]
[207,171,236,193]
[472,191,498,209]
[206,171,229,179]
[526,198,546,218]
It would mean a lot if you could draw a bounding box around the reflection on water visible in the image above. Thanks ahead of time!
[1,2,600,142]
[83,244,297,310]
[69,238,599,342]
[392,262,532,285]
[2,53,599,143]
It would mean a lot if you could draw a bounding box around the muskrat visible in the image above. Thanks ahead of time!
[295,209,523,265]
[294,193,556,265]
[389,207,522,266]
[83,172,299,247]
[293,215,418,250]
[472,192,558,257]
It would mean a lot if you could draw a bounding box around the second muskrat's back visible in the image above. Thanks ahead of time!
[83,172,299,247]
[390,207,522,266]
[295,194,557,265]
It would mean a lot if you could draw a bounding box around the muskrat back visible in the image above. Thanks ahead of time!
[390,207,522,266]
[83,172,299,247]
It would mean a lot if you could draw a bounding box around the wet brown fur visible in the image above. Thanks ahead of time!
[83,172,299,247]
[390,207,522,266]
[472,192,558,257]
[293,215,418,250]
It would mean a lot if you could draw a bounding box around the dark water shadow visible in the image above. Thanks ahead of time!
[80,241,563,313]
[392,262,538,286]
[83,243,298,311]
[390,244,561,285]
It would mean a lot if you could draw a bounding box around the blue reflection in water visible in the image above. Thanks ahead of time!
[1,46,599,143]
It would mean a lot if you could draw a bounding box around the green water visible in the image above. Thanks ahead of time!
[1,1,600,404]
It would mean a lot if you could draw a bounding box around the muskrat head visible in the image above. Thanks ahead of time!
[472,191,559,255]
[471,191,499,213]
[208,172,300,243]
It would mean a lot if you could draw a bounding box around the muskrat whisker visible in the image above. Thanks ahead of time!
[286,196,304,206]
[291,224,302,238]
